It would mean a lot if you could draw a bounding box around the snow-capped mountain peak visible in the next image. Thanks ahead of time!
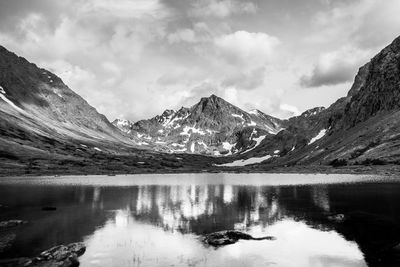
[112,118,134,133]
[126,94,284,156]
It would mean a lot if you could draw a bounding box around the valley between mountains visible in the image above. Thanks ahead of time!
[2,35,400,176]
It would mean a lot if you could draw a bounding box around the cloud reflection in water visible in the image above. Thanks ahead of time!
[79,184,366,267]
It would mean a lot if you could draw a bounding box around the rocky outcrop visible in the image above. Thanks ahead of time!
[0,242,86,267]
[202,230,275,247]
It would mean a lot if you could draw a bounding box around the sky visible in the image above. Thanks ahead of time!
[0,0,399,121]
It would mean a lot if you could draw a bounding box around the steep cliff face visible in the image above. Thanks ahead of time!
[341,36,400,128]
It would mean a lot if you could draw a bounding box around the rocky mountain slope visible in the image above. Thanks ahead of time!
[0,45,214,175]
[0,46,126,141]
[114,94,284,155]
[214,35,400,169]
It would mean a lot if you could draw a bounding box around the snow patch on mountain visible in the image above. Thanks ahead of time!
[137,141,149,146]
[190,142,195,152]
[172,143,185,147]
[180,126,205,136]
[241,129,266,154]
[247,121,257,126]
[0,85,25,113]
[308,129,327,145]
[232,113,244,120]
[172,147,187,152]
[213,151,221,156]
[166,113,190,128]
[114,119,130,127]
[222,141,234,150]
[216,155,274,167]
[198,140,208,148]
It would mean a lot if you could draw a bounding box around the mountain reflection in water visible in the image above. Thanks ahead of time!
[0,174,400,266]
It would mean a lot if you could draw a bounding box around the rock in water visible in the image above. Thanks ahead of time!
[202,230,275,247]
[4,242,87,267]
[0,220,27,229]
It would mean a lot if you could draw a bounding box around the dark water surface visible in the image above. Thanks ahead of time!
[1,173,400,266]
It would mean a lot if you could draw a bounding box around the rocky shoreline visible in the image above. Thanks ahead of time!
[0,242,86,267]
[0,220,86,267]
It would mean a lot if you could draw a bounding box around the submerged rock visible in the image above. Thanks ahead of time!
[327,214,346,223]
[202,230,275,247]
[0,220,27,229]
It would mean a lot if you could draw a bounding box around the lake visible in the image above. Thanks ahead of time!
[1,173,400,266]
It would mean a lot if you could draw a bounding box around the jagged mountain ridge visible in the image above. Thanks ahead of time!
[114,94,284,155]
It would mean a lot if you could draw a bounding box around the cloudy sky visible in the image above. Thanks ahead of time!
[0,0,399,121]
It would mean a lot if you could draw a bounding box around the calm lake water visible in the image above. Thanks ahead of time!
[1,173,400,267]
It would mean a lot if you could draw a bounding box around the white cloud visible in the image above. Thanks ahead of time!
[1,0,399,122]
[80,0,168,19]
[300,46,373,87]
[214,31,280,66]
[222,67,266,90]
[308,0,400,49]
[280,104,301,117]
[190,0,256,18]
[168,29,196,43]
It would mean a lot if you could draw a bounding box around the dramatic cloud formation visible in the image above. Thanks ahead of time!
[0,0,399,121]
[300,46,372,87]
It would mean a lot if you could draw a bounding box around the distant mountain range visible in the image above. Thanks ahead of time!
[112,94,283,155]
[2,35,400,175]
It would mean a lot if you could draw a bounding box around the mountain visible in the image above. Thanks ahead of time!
[214,35,400,169]
[3,34,400,175]
[112,118,134,133]
[0,45,214,175]
[118,94,284,155]
[0,46,125,141]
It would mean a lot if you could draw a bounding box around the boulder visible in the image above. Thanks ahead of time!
[203,230,275,247]
[4,242,87,267]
